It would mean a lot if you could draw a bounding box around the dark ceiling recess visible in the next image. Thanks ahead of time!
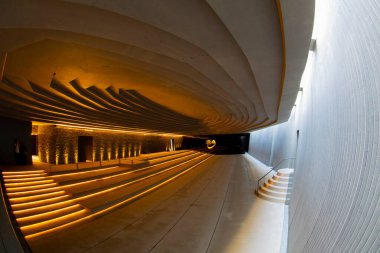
[182,133,250,154]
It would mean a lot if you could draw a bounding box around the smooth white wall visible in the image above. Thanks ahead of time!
[248,0,380,252]
[249,108,299,167]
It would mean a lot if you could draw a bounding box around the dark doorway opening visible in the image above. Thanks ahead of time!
[78,136,93,162]
[31,135,38,156]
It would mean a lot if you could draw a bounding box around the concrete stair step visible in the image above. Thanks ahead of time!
[268,178,292,187]
[16,204,84,226]
[62,152,207,195]
[6,186,63,198]
[73,154,211,209]
[277,168,294,177]
[272,175,292,182]
[257,169,294,204]
[264,182,292,192]
[3,173,48,180]
[13,200,77,218]
[256,191,289,204]
[2,170,45,176]
[20,208,90,236]
[259,187,289,198]
[11,195,72,212]
[4,179,55,188]
[5,183,59,193]
[9,190,67,204]
[3,150,215,241]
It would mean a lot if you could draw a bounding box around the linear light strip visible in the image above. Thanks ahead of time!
[17,204,82,224]
[21,209,89,235]
[2,170,45,175]
[12,195,70,210]
[11,153,206,215]
[74,153,209,202]
[3,173,47,179]
[7,186,63,197]
[50,166,119,178]
[4,176,50,183]
[5,180,55,187]
[6,183,59,193]
[9,191,67,204]
[60,152,201,188]
[24,154,214,240]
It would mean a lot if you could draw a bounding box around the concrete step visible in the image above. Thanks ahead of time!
[268,178,292,187]
[256,191,289,204]
[5,182,59,192]
[16,204,84,226]
[272,174,292,182]
[11,195,72,211]
[13,200,77,218]
[277,168,294,177]
[7,186,63,198]
[257,169,294,204]
[264,182,292,192]
[20,208,90,236]
[3,174,48,182]
[259,187,289,198]
[4,179,55,188]
[2,150,215,241]
[9,190,67,204]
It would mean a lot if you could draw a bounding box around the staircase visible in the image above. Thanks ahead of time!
[1,150,216,241]
[256,168,294,204]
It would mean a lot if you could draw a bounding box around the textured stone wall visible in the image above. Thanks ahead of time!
[37,126,182,164]
[249,0,380,252]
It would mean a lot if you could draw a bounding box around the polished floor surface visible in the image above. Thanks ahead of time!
[28,154,286,253]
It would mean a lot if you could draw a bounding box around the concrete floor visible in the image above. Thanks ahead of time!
[28,154,286,253]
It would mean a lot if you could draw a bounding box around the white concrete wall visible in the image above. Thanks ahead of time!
[249,109,299,167]
[248,0,380,252]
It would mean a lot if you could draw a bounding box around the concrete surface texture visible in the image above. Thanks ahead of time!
[23,155,286,253]
[248,0,380,252]
[0,0,314,134]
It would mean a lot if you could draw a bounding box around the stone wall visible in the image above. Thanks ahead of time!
[37,125,182,164]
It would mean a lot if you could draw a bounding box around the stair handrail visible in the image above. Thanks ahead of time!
[256,157,296,192]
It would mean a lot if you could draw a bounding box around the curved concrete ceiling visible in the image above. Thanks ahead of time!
[0,0,314,135]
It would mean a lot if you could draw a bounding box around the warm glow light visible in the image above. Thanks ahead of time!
[5,183,58,193]
[3,173,46,179]
[16,204,82,225]
[45,149,49,163]
[72,153,210,202]
[24,153,214,240]
[50,166,119,178]
[6,187,63,198]
[32,156,40,162]
[5,180,54,188]
[55,124,183,138]
[58,152,200,189]
[206,139,217,150]
[2,170,45,175]
[100,147,104,161]
[21,209,89,235]
[13,200,76,217]
[9,191,66,204]
[4,176,48,183]
[11,195,69,210]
